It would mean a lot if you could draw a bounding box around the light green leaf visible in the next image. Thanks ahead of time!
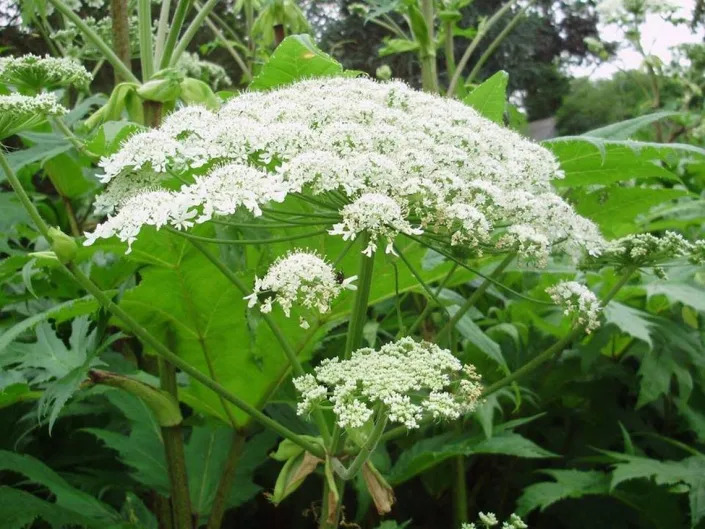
[546,138,685,188]
[463,70,508,124]
[448,305,508,372]
[645,283,705,312]
[603,301,654,347]
[378,38,419,57]
[571,187,687,238]
[582,111,683,140]
[249,35,343,91]
[0,295,103,353]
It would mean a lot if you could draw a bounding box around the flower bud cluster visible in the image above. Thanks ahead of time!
[592,231,703,269]
[462,512,527,529]
[0,54,92,92]
[0,93,66,140]
[244,250,357,328]
[546,281,602,333]
[293,337,482,429]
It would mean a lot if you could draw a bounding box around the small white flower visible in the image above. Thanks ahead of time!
[329,193,423,256]
[0,93,66,139]
[0,54,92,91]
[546,281,602,333]
[479,512,498,527]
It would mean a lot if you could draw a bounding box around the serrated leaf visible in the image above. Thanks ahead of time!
[603,301,654,347]
[0,486,102,529]
[582,111,683,140]
[515,469,610,515]
[645,283,705,312]
[0,451,119,522]
[463,71,508,124]
[448,305,508,372]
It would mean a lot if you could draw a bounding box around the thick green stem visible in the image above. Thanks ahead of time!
[51,117,96,158]
[454,455,468,526]
[154,0,173,67]
[344,234,375,360]
[206,432,245,529]
[159,0,192,69]
[110,0,132,84]
[419,0,439,93]
[158,359,193,529]
[333,413,387,480]
[444,20,456,79]
[48,0,140,84]
[138,0,155,80]
[465,4,530,85]
[169,0,220,66]
[446,0,519,97]
[435,253,514,343]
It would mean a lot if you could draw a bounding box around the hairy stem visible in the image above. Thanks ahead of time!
[419,0,439,93]
[206,432,245,529]
[454,454,468,525]
[110,0,132,84]
[158,359,193,529]
[138,0,155,80]
[444,20,456,79]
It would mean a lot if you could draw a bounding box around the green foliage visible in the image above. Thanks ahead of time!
[463,70,508,124]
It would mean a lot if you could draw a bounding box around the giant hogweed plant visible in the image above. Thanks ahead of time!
[2,31,705,529]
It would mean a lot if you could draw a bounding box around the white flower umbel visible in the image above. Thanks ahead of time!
[593,231,699,269]
[329,193,423,256]
[293,337,483,429]
[546,281,602,334]
[0,93,66,141]
[0,54,92,92]
[462,513,527,529]
[245,250,357,327]
[87,77,603,262]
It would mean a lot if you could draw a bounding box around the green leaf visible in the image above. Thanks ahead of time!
[186,426,236,516]
[387,429,554,486]
[86,121,144,158]
[0,486,102,529]
[601,450,705,526]
[378,38,420,57]
[448,305,508,372]
[249,35,343,91]
[0,295,103,353]
[582,111,684,140]
[0,193,32,234]
[463,71,508,124]
[0,450,119,522]
[118,231,313,425]
[83,389,170,494]
[3,136,72,176]
[546,138,684,188]
[645,283,705,312]
[603,301,654,347]
[570,186,687,238]
[515,469,610,515]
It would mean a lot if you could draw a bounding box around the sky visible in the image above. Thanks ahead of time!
[571,0,705,78]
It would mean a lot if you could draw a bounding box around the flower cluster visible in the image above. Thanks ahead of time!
[462,512,527,529]
[0,54,92,92]
[591,231,701,269]
[0,93,66,141]
[329,193,423,256]
[87,77,603,264]
[293,337,483,429]
[244,251,357,328]
[177,52,232,90]
[546,281,602,334]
